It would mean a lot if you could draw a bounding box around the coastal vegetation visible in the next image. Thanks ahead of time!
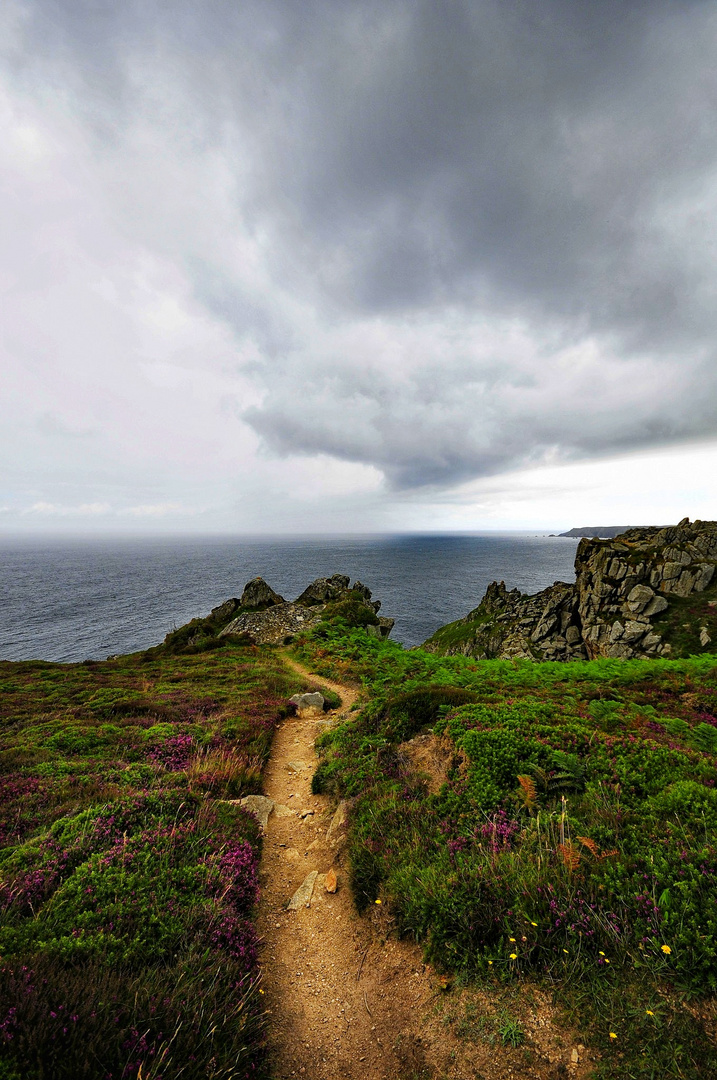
[295,619,717,1078]
[0,644,303,1079]
[1,570,716,1077]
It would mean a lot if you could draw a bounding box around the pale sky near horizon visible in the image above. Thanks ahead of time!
[2,0,717,535]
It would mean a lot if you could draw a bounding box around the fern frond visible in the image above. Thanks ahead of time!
[517,774,537,810]
[557,841,581,872]
[526,764,549,793]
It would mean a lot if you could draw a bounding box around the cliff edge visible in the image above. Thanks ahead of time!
[424,517,717,661]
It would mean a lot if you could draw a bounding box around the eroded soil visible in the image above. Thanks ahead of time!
[255,656,596,1080]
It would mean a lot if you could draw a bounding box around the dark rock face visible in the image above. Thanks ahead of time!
[294,575,350,606]
[209,598,241,623]
[424,518,717,661]
[239,577,285,609]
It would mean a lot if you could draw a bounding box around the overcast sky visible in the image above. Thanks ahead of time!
[2,0,717,534]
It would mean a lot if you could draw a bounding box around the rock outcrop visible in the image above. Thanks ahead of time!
[217,575,392,645]
[424,518,717,661]
[154,575,394,651]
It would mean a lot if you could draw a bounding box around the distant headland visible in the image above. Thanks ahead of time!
[556,525,637,538]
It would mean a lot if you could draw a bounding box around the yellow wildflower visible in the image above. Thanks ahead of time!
[509,937,516,942]
[609,1032,617,1040]
[509,953,518,960]
[599,951,605,956]
[563,949,569,954]
[661,944,671,955]
[604,958,610,963]
[488,960,493,965]
[375,899,382,905]
[530,921,537,927]
[646,1010,654,1016]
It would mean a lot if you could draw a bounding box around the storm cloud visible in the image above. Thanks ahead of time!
[2,0,717,517]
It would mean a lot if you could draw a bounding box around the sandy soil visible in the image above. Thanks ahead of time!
[255,656,596,1080]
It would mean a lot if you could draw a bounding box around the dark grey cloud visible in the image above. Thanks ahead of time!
[4,0,717,495]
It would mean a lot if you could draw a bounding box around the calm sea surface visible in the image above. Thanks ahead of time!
[0,534,580,663]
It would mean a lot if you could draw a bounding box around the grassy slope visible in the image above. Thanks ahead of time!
[3,608,717,1079]
[292,622,717,1079]
[0,642,304,1080]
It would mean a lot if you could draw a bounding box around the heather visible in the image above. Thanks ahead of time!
[297,622,717,1078]
[0,643,302,1079]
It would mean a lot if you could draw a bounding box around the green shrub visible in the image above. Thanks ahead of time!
[381,685,478,742]
[321,592,380,628]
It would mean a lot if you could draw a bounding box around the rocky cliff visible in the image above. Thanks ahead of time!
[161,574,394,652]
[424,518,717,661]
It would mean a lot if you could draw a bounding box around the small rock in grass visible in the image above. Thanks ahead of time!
[238,795,275,830]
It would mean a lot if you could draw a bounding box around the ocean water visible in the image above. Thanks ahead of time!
[0,533,580,663]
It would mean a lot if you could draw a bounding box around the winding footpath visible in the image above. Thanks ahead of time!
[255,655,432,1080]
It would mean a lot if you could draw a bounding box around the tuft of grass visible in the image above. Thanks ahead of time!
[497,1014,525,1048]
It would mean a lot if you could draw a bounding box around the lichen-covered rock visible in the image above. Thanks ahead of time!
[220,601,325,645]
[424,518,717,661]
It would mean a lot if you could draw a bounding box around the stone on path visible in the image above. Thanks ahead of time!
[273,802,295,818]
[287,760,308,773]
[326,800,350,841]
[287,870,319,910]
[237,794,275,830]
[289,692,325,711]
[325,868,337,893]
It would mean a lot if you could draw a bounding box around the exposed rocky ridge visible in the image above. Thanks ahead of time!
[424,518,717,661]
[163,575,394,651]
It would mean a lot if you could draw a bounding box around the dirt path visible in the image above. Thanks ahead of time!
[255,655,432,1080]
[255,655,594,1080]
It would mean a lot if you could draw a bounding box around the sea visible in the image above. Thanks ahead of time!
[0,533,580,663]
